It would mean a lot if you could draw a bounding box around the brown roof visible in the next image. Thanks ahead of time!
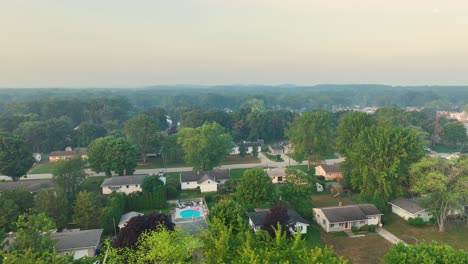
[318,164,341,173]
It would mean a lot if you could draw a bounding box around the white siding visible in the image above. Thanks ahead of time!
[199,180,218,193]
[391,205,432,222]
[181,181,199,190]
[102,185,142,195]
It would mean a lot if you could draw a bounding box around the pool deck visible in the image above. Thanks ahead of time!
[171,198,209,224]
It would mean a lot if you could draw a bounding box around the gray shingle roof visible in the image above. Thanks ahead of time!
[248,209,309,226]
[266,168,286,178]
[0,180,54,193]
[180,170,229,182]
[118,212,144,228]
[319,204,382,223]
[389,198,426,214]
[51,229,103,252]
[100,175,147,187]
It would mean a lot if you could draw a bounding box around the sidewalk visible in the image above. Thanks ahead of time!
[376,227,406,245]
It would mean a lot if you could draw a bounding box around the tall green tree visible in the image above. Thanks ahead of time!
[52,157,86,198]
[12,213,56,253]
[286,111,335,170]
[34,189,70,229]
[374,107,410,127]
[73,191,102,229]
[384,242,468,264]
[410,156,468,232]
[208,199,247,233]
[236,168,274,206]
[88,136,137,176]
[177,122,232,171]
[0,188,34,231]
[442,121,467,145]
[0,133,34,181]
[346,126,424,208]
[141,176,164,193]
[73,121,107,147]
[124,114,160,163]
[336,111,374,156]
[15,121,47,153]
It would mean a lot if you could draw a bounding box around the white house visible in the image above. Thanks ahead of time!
[266,168,287,184]
[118,212,144,229]
[248,209,309,234]
[180,170,229,193]
[314,204,383,233]
[389,198,432,222]
[230,141,262,155]
[100,175,146,195]
[51,229,103,259]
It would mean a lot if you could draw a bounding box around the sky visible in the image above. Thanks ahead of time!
[1,0,468,88]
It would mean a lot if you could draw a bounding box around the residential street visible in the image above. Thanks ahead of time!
[0,153,345,181]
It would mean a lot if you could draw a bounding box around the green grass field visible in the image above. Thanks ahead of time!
[221,155,261,165]
[29,162,56,174]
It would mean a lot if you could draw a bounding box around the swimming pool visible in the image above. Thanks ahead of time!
[179,209,201,218]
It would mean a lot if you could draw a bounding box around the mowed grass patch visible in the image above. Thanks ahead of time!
[311,193,355,208]
[320,230,393,264]
[29,162,56,174]
[384,213,468,251]
[78,176,108,193]
[221,155,261,165]
[136,156,187,169]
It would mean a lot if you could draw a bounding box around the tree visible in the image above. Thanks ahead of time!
[384,242,468,264]
[336,111,374,156]
[88,136,137,176]
[443,121,467,145]
[283,168,314,198]
[73,121,107,147]
[252,144,259,158]
[141,176,164,193]
[410,156,468,232]
[12,213,56,253]
[0,188,34,231]
[262,203,290,238]
[208,199,247,233]
[34,189,70,229]
[113,213,175,248]
[346,126,424,208]
[0,248,73,264]
[108,228,199,263]
[0,133,34,181]
[73,191,102,229]
[236,168,274,205]
[286,111,335,170]
[374,107,410,127]
[178,122,233,171]
[52,157,86,198]
[238,143,247,157]
[15,121,47,153]
[124,114,160,163]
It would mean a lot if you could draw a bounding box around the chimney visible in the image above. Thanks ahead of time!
[338,202,342,207]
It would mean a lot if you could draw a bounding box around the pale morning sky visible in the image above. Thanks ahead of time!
[1,1,468,88]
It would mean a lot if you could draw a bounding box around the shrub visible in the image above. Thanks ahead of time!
[204,193,215,203]
[368,224,376,232]
[316,176,326,181]
[407,217,426,226]
[166,184,178,199]
[428,217,437,225]
[351,226,359,233]
[359,225,369,232]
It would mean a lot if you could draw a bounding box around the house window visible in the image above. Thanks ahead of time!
[322,219,326,225]
[317,214,320,218]
[135,185,138,187]
[330,224,334,228]
[360,220,366,224]
[339,223,345,227]
[186,182,189,184]
[126,185,129,188]
[208,181,210,183]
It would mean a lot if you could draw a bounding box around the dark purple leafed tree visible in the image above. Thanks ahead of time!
[261,202,290,238]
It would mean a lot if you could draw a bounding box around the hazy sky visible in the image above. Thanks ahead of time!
[1,0,468,87]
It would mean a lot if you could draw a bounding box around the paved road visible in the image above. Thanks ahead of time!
[0,152,345,181]
[376,227,406,245]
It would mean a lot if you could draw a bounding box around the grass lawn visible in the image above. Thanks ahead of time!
[140,207,172,215]
[229,168,249,180]
[320,229,393,264]
[136,156,187,169]
[311,193,355,208]
[29,162,56,174]
[431,144,463,153]
[221,155,261,165]
[303,223,324,248]
[263,152,284,162]
[384,213,468,250]
[287,165,314,174]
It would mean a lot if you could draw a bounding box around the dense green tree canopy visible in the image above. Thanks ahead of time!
[236,168,274,206]
[177,122,232,171]
[0,188,34,231]
[73,191,102,229]
[141,176,165,193]
[124,113,160,163]
[336,111,374,156]
[442,121,467,145]
[52,157,86,198]
[374,106,411,127]
[346,126,424,208]
[12,213,56,254]
[208,199,247,233]
[73,121,107,147]
[34,189,70,229]
[0,133,34,181]
[384,242,468,264]
[286,111,335,170]
[88,136,138,176]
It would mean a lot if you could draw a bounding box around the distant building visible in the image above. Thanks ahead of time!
[49,147,88,162]
[101,175,150,195]
[180,170,229,193]
[51,229,103,259]
[268,144,284,154]
[314,204,383,233]
[0,180,54,193]
[248,209,309,234]
[315,164,343,180]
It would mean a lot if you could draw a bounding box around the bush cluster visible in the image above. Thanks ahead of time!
[407,217,427,226]
[351,224,376,233]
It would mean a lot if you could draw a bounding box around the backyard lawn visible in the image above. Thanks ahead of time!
[221,155,261,165]
[320,230,393,264]
[384,213,468,250]
[137,156,187,169]
[29,162,56,174]
[263,152,283,162]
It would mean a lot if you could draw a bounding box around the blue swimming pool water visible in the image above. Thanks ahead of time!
[180,209,201,218]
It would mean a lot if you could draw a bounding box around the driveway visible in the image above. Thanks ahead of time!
[376,227,406,245]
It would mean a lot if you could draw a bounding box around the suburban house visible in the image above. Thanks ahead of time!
[180,170,229,193]
[315,163,343,180]
[0,179,54,193]
[49,147,88,162]
[231,140,263,155]
[266,168,286,184]
[100,175,148,195]
[248,209,309,234]
[314,204,383,233]
[118,211,144,229]
[50,229,103,259]
[268,144,284,154]
[389,198,432,222]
